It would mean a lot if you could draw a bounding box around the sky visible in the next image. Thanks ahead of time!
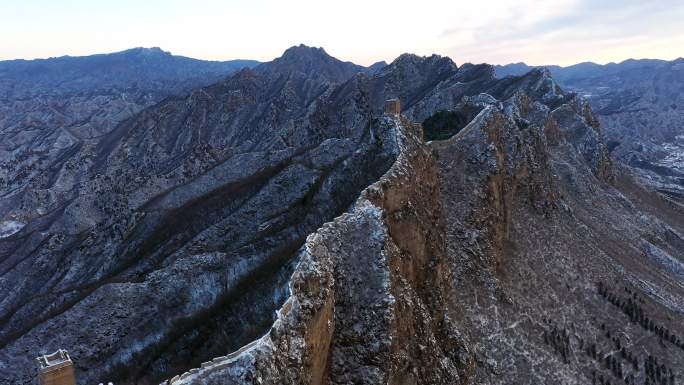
[1,0,683,66]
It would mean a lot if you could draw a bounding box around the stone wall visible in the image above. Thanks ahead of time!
[160,114,468,385]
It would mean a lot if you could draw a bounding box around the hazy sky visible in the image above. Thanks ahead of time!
[2,0,683,66]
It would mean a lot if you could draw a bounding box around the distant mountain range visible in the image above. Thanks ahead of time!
[495,58,683,82]
[0,47,259,89]
[0,47,259,204]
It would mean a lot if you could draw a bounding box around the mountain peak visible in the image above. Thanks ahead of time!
[530,66,553,77]
[258,44,364,83]
[366,60,388,75]
[281,44,329,59]
[390,53,457,70]
[380,53,458,80]
[119,46,171,58]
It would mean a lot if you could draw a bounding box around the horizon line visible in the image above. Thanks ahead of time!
[1,45,682,69]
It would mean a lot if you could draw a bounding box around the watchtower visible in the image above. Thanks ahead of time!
[384,99,401,115]
[36,350,76,385]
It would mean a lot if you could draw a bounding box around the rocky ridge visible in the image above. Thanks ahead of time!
[0,47,258,238]
[496,58,684,208]
[0,47,682,385]
[161,114,462,385]
[155,52,682,385]
[0,45,398,385]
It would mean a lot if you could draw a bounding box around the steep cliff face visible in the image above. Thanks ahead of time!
[161,113,468,385]
[1,46,469,385]
[434,72,683,385]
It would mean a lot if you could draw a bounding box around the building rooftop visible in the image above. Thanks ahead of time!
[36,350,73,372]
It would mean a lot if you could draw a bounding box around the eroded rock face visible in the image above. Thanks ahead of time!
[435,74,684,385]
[496,59,684,208]
[2,46,473,385]
[163,114,468,385]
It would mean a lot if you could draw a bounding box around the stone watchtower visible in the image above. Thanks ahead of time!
[384,99,401,115]
[36,350,76,385]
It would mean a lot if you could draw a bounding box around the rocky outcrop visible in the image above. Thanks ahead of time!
[496,58,684,207]
[440,69,684,385]
[0,48,467,384]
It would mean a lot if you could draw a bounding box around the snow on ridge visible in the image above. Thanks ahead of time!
[0,220,25,238]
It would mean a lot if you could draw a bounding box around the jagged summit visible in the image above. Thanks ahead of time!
[366,60,388,74]
[118,46,170,56]
[388,53,457,71]
[453,62,496,81]
[379,53,459,86]
[363,53,459,112]
[527,66,552,76]
[257,44,364,83]
[280,43,329,58]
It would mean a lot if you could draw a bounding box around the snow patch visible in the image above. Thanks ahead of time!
[0,220,25,238]
[659,141,684,173]
[641,240,684,281]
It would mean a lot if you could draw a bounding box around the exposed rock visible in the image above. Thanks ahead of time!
[496,58,684,207]
[0,47,259,226]
[162,113,465,385]
[1,47,683,385]
[0,45,397,385]
[166,53,683,385]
